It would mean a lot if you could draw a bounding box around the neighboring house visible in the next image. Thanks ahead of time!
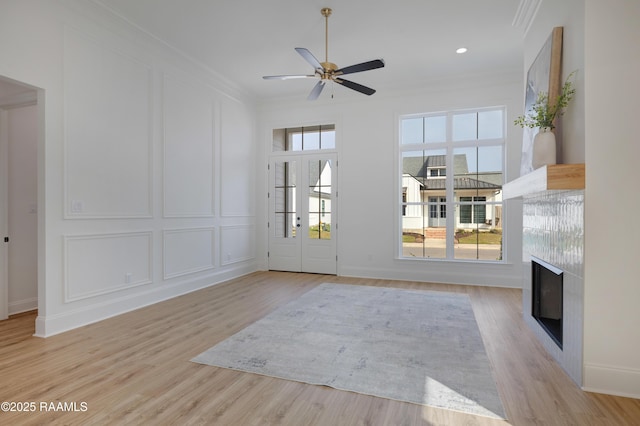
[402,154,502,235]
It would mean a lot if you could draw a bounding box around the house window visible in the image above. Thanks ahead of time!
[429,167,446,178]
[400,108,504,261]
[402,188,407,216]
[459,197,486,224]
[273,125,336,151]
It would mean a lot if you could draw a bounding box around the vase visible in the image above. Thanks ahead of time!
[532,127,556,169]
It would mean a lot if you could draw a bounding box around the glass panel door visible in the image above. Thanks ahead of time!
[302,156,336,274]
[274,160,297,239]
[307,159,332,240]
[269,154,337,274]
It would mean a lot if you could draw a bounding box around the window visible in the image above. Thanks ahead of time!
[273,125,336,151]
[429,168,446,178]
[309,159,332,240]
[399,108,504,261]
[459,197,486,224]
[402,188,407,216]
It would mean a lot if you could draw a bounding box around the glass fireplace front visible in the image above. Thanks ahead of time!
[531,256,563,349]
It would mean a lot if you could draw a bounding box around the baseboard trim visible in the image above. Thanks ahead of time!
[9,297,38,316]
[34,263,258,338]
[583,363,640,399]
[338,265,521,288]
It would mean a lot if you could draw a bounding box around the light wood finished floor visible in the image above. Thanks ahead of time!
[1,271,639,425]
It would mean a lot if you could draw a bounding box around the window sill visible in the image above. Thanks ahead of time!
[397,256,512,265]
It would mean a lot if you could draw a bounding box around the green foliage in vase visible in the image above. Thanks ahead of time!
[514,71,576,130]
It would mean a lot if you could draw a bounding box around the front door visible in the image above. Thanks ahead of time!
[428,196,447,228]
[268,153,337,274]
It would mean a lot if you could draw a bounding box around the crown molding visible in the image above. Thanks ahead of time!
[512,0,542,36]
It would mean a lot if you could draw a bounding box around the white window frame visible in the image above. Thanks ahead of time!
[398,106,506,262]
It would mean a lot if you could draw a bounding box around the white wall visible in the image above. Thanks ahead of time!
[528,0,640,397]
[258,72,523,287]
[583,0,640,398]
[0,0,258,336]
[524,0,585,165]
[7,105,38,314]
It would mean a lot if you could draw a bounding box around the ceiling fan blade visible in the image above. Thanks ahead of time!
[307,80,326,100]
[335,78,376,96]
[295,47,324,71]
[335,59,385,76]
[263,74,316,80]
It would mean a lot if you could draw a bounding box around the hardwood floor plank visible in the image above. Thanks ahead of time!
[1,271,639,425]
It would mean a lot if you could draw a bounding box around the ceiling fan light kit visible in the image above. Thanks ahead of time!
[263,7,385,100]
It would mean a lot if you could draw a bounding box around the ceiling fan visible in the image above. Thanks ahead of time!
[263,7,385,100]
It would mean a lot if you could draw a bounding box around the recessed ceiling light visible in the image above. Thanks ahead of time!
[456,47,468,54]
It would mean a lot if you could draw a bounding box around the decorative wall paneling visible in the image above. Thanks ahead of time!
[162,74,215,218]
[220,99,255,218]
[64,232,153,302]
[163,227,216,279]
[63,27,153,219]
[220,225,255,265]
[24,6,259,336]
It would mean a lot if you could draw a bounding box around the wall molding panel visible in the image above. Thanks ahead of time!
[64,232,153,302]
[63,26,153,219]
[220,225,255,266]
[220,100,255,218]
[162,73,215,218]
[163,227,216,279]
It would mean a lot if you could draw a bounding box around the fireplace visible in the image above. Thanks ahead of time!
[531,256,563,349]
[512,187,583,385]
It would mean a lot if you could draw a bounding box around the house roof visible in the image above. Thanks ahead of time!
[403,154,470,176]
[414,176,501,191]
[402,154,502,190]
[308,159,332,198]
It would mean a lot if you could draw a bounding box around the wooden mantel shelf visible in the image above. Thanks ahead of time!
[503,164,585,200]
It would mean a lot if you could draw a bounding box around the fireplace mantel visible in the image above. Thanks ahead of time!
[503,164,585,200]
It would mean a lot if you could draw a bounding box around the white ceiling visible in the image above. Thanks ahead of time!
[98,0,525,101]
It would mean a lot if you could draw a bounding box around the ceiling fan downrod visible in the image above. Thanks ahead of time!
[320,8,337,80]
[322,8,331,64]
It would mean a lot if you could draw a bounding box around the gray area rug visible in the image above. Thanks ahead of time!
[192,283,506,419]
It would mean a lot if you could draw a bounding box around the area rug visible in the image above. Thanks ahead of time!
[191,283,506,419]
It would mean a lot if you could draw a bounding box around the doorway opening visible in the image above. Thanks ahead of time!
[268,125,337,274]
[0,75,40,322]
